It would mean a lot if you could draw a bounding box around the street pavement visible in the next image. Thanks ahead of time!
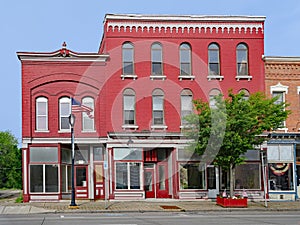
[0,190,300,214]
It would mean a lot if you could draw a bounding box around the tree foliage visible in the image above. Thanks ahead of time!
[0,131,22,189]
[184,90,290,196]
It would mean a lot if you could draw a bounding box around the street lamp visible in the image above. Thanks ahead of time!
[69,114,78,208]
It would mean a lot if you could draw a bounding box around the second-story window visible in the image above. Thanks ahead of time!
[208,43,220,75]
[36,97,48,131]
[236,43,248,75]
[181,89,193,126]
[180,43,191,75]
[123,89,136,125]
[122,42,134,75]
[209,89,221,109]
[82,97,94,131]
[151,43,163,75]
[59,97,71,130]
[152,89,164,125]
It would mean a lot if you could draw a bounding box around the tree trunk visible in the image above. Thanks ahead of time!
[229,164,235,197]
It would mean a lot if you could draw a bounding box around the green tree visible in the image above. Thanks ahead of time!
[184,90,290,197]
[0,131,22,189]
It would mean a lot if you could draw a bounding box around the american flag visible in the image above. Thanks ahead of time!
[71,98,94,119]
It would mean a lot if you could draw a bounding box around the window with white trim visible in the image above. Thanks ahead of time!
[181,89,193,126]
[123,89,136,125]
[151,43,163,75]
[208,43,220,75]
[114,148,142,190]
[152,89,164,125]
[122,42,134,75]
[236,43,248,75]
[36,97,48,131]
[82,97,94,131]
[29,147,59,193]
[209,89,221,109]
[59,97,70,130]
[180,43,191,75]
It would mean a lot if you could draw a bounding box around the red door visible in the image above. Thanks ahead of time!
[156,162,169,198]
[144,162,169,198]
[144,166,155,198]
[75,166,88,198]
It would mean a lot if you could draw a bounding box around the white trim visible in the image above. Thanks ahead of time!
[270,82,289,94]
[297,86,300,95]
[122,125,139,130]
[178,75,195,81]
[121,74,138,80]
[30,195,59,200]
[22,137,108,148]
[150,75,167,80]
[207,75,224,81]
[151,125,168,130]
[23,150,27,195]
[235,75,252,81]
[105,14,266,22]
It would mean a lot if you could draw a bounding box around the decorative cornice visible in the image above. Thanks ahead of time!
[17,42,109,62]
[105,14,264,35]
[107,21,263,34]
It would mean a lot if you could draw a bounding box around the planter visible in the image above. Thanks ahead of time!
[216,195,248,208]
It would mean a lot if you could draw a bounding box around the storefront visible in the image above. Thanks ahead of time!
[267,140,297,201]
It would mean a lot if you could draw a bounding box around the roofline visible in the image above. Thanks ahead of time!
[263,56,300,62]
[104,13,266,22]
[17,50,109,62]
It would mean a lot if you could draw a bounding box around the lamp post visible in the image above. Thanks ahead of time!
[69,114,78,208]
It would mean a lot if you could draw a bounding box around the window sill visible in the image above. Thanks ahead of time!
[121,74,138,80]
[151,125,168,130]
[34,130,50,133]
[236,75,252,81]
[207,75,224,81]
[81,130,96,133]
[122,125,139,130]
[58,130,71,133]
[150,75,167,80]
[277,128,288,133]
[178,75,195,81]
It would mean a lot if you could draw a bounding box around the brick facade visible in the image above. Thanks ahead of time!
[18,14,266,202]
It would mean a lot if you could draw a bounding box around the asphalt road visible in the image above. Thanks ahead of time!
[1,211,300,225]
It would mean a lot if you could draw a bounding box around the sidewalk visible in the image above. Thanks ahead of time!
[1,191,300,214]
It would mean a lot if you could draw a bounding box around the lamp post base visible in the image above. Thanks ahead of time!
[68,205,79,209]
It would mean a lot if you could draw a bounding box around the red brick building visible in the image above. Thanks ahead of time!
[18,14,266,202]
[264,56,300,200]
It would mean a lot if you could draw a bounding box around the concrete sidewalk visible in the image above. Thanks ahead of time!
[1,198,300,214]
[1,190,300,214]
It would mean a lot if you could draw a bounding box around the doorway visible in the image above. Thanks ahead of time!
[144,162,169,198]
[75,165,88,198]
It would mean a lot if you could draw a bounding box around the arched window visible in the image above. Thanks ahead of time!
[36,97,48,131]
[152,89,164,125]
[82,97,94,131]
[123,89,136,125]
[122,42,134,75]
[208,43,220,75]
[59,97,71,130]
[151,43,163,75]
[236,43,248,75]
[181,89,193,126]
[239,89,250,100]
[180,43,191,75]
[209,89,221,109]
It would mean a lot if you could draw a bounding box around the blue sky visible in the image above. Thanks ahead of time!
[1,0,300,145]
